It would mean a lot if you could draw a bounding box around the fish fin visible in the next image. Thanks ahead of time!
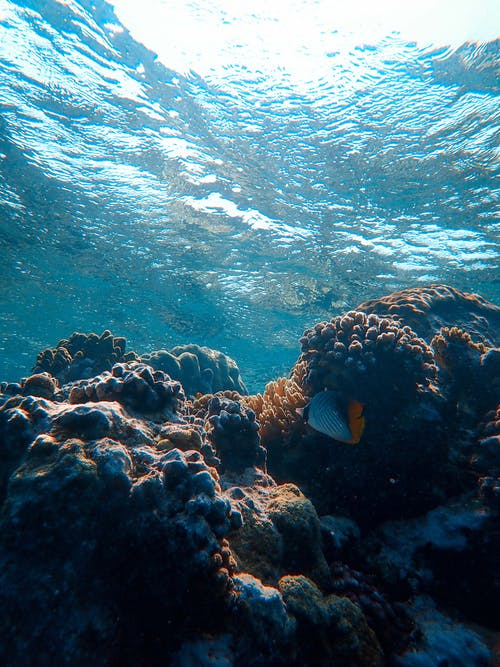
[296,403,309,421]
[346,400,365,444]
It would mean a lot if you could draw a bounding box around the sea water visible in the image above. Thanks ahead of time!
[0,0,498,391]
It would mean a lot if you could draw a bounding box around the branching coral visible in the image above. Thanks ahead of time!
[245,368,308,447]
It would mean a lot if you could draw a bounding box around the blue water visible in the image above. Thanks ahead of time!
[0,0,498,391]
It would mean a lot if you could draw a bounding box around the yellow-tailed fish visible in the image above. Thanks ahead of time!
[298,390,365,444]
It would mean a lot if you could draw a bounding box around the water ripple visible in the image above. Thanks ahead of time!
[0,0,498,389]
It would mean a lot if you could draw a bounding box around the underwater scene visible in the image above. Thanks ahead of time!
[0,0,499,665]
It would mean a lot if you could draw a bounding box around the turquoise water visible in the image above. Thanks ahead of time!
[0,0,498,391]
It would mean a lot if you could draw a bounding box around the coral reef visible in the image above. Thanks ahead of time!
[356,284,500,347]
[205,395,265,473]
[68,362,185,418]
[431,326,498,417]
[33,330,138,383]
[1,283,499,666]
[141,344,247,397]
[259,312,448,524]
[296,310,437,408]
[278,575,384,667]
[0,393,240,665]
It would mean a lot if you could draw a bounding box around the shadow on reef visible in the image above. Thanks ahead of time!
[0,284,499,666]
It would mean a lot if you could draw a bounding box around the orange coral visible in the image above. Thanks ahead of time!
[432,326,486,374]
[245,374,308,446]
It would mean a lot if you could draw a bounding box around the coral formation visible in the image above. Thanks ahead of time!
[431,326,498,416]
[329,562,416,655]
[245,368,308,445]
[141,344,247,397]
[472,405,500,510]
[258,312,447,524]
[68,362,185,418]
[226,479,331,588]
[278,575,384,667]
[205,394,265,473]
[33,330,138,383]
[0,283,499,666]
[356,284,500,347]
[296,310,437,409]
[0,394,240,665]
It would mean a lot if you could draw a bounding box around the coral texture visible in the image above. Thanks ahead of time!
[206,395,265,473]
[226,480,331,588]
[141,344,247,397]
[278,575,385,667]
[356,284,500,347]
[0,393,240,665]
[329,562,416,655]
[33,330,138,382]
[68,362,184,418]
[296,310,437,409]
[472,405,500,511]
[245,371,308,446]
[431,326,498,415]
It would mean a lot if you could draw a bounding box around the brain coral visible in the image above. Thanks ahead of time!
[296,310,437,409]
[141,344,247,397]
[33,329,138,383]
[356,284,500,347]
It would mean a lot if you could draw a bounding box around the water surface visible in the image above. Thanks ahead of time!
[0,0,498,390]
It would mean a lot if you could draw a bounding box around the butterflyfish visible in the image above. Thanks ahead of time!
[299,390,365,444]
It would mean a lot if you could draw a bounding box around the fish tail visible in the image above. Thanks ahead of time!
[346,400,365,444]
